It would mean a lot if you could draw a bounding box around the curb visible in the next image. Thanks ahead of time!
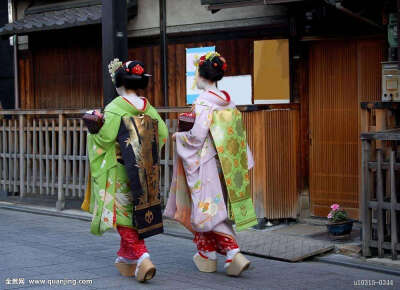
[314,255,400,277]
[0,204,92,222]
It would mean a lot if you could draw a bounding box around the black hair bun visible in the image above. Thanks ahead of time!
[199,55,226,82]
[115,60,149,90]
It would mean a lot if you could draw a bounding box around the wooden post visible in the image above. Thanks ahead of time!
[102,0,128,106]
[361,139,372,256]
[19,115,25,197]
[56,114,65,211]
[376,149,384,258]
[375,109,386,149]
[390,150,398,260]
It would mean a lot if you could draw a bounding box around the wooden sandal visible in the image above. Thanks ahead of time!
[136,258,156,282]
[226,253,250,277]
[115,262,136,277]
[193,253,217,273]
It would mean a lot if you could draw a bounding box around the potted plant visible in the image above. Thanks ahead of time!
[326,204,353,236]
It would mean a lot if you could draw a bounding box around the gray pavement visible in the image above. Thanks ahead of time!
[0,208,399,290]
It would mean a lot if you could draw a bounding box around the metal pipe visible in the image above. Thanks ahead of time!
[160,0,168,107]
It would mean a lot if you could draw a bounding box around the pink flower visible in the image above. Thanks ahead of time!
[327,213,333,219]
[331,204,340,211]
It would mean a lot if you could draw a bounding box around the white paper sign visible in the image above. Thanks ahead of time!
[218,75,252,105]
[186,46,215,104]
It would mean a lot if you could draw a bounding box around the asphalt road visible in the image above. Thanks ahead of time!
[0,208,399,290]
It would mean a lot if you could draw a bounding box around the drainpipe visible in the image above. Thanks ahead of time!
[8,0,18,109]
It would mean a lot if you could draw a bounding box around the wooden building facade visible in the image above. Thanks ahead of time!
[0,0,391,220]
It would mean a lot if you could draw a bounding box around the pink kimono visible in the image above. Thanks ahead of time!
[164,90,254,241]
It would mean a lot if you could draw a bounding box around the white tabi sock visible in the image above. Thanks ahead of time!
[224,248,240,268]
[135,252,150,276]
[115,256,137,265]
[198,250,217,260]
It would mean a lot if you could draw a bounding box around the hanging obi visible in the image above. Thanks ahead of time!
[117,114,163,239]
[209,108,257,231]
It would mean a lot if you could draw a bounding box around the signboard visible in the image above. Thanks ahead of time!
[186,46,215,104]
[218,75,252,105]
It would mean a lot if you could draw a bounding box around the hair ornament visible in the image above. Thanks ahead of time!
[132,64,144,75]
[108,58,123,84]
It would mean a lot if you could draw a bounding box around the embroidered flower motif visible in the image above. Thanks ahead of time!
[234,171,243,188]
[226,178,232,186]
[234,159,239,167]
[96,148,103,155]
[241,152,248,169]
[226,138,239,155]
[131,64,144,75]
[217,146,224,153]
[227,127,234,135]
[193,180,201,192]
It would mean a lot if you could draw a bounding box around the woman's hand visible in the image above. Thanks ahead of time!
[93,110,103,119]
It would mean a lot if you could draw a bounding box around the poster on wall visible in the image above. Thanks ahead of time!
[186,46,215,104]
[218,75,252,105]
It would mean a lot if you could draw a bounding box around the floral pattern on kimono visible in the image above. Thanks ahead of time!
[88,97,168,236]
[164,91,254,236]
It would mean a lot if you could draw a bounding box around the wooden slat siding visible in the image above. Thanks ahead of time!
[32,119,37,193]
[361,139,372,256]
[38,119,44,195]
[7,120,12,191]
[26,118,31,193]
[72,119,78,198]
[243,109,299,219]
[45,119,50,195]
[65,120,71,196]
[22,27,103,110]
[51,120,56,195]
[1,119,6,192]
[19,51,34,110]
[243,111,266,218]
[13,120,18,193]
[389,150,398,260]
[358,40,385,103]
[19,116,25,196]
[78,119,84,198]
[309,41,359,219]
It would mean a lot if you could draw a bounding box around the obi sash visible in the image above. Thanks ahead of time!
[117,114,163,239]
[209,108,257,231]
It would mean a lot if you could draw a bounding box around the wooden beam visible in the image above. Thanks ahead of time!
[102,0,128,106]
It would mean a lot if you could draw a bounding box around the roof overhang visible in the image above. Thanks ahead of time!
[0,0,137,37]
[201,0,304,10]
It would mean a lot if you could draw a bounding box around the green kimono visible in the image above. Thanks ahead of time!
[87,97,168,236]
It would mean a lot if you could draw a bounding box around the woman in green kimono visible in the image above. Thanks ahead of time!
[85,59,168,282]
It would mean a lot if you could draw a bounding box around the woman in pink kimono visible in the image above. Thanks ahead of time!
[165,52,256,276]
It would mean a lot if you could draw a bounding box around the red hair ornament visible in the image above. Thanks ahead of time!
[131,64,144,75]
